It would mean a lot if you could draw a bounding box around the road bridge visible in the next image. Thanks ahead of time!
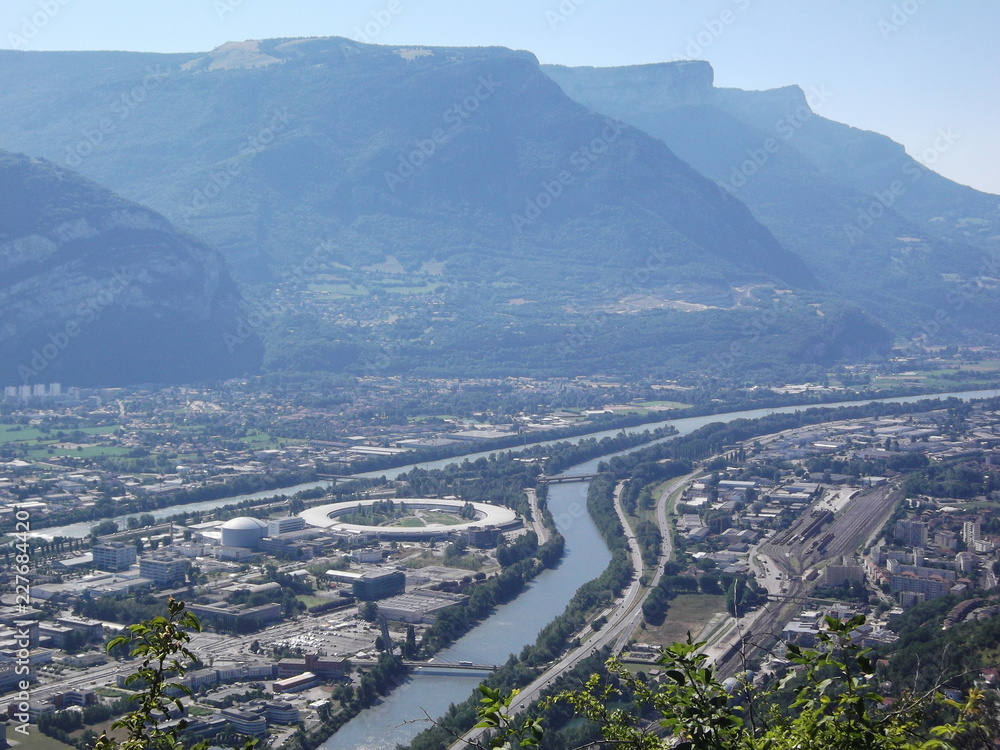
[538,472,600,484]
[352,659,498,671]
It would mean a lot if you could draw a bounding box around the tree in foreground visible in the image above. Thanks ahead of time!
[95,605,991,750]
[90,598,255,750]
[477,615,992,750]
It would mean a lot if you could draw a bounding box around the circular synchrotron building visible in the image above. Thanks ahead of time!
[299,498,519,541]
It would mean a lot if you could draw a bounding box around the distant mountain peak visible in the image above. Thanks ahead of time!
[545,60,715,109]
[182,39,283,71]
[544,61,1000,343]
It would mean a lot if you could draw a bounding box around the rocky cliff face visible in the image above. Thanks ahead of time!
[0,152,261,386]
[544,61,1000,342]
[0,40,815,291]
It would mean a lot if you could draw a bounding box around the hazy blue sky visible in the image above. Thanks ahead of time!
[4,0,998,193]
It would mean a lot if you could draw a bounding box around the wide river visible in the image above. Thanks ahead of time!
[29,389,1000,750]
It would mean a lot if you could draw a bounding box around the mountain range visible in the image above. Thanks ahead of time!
[544,61,1000,340]
[1,39,996,384]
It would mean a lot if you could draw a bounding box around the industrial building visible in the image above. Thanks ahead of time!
[465,526,501,548]
[300,497,520,541]
[272,671,319,693]
[268,516,306,535]
[354,570,405,600]
[220,517,269,549]
[91,542,137,572]
[187,602,282,631]
[375,590,468,623]
[139,553,190,587]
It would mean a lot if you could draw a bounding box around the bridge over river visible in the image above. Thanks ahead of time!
[538,472,599,484]
[351,660,498,672]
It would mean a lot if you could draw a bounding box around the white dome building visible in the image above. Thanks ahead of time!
[220,516,268,549]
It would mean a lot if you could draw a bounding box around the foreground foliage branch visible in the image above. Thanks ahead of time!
[90,598,255,750]
[472,686,544,750]
[467,616,992,750]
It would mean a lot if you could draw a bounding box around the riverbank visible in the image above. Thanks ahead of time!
[323,388,1000,750]
[24,388,1000,541]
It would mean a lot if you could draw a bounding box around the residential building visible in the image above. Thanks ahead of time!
[821,565,864,587]
[894,519,928,547]
[963,521,981,546]
[890,574,952,602]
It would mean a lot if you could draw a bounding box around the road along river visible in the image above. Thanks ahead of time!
[320,388,1000,750]
[32,389,1000,541]
[25,390,1000,750]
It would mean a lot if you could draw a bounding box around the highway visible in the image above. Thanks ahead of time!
[525,488,550,545]
[491,482,646,712]
[453,472,695,748]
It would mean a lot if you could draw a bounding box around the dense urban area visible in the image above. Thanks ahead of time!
[2,367,1000,750]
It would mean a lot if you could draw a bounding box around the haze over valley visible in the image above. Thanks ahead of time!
[3,4,1000,750]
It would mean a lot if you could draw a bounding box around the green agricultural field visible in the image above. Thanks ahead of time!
[641,400,694,410]
[383,284,441,294]
[24,445,131,459]
[308,282,368,297]
[238,431,297,448]
[0,424,47,442]
[0,424,118,445]
[603,401,693,416]
[867,361,1000,392]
